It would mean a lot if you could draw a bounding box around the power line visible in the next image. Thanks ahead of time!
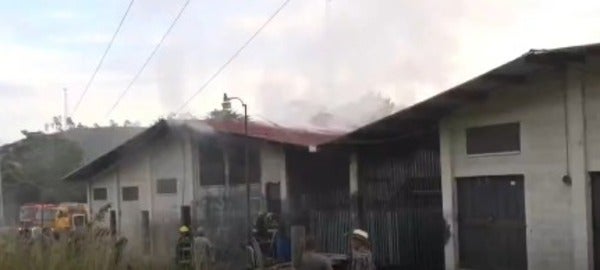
[72,0,135,115]
[175,0,292,113]
[106,0,191,117]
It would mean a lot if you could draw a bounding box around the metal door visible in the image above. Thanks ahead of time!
[457,175,527,270]
[591,173,600,270]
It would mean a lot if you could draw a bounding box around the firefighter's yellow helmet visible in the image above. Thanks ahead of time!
[179,226,190,233]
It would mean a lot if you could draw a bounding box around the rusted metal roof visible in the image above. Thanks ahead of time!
[187,119,342,147]
[63,119,342,181]
[327,42,600,145]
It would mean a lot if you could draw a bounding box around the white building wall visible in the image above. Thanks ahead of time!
[584,60,600,171]
[116,150,149,251]
[260,142,287,211]
[440,60,600,270]
[148,132,193,256]
[441,72,574,270]
[87,131,195,255]
[87,131,288,256]
[89,169,118,228]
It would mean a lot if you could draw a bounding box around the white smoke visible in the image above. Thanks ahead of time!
[156,41,186,111]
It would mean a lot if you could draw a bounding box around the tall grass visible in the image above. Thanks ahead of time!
[0,203,174,270]
[0,203,237,270]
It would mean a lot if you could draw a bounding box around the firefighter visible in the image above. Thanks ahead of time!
[193,227,214,270]
[176,225,193,269]
[349,229,375,270]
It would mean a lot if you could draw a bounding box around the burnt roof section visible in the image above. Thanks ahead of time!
[326,42,600,144]
[63,119,342,181]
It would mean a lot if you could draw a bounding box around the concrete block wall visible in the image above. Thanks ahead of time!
[441,61,600,270]
[86,128,290,257]
[441,71,574,270]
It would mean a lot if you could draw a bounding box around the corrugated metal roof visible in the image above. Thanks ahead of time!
[63,119,342,181]
[186,119,341,146]
[326,42,600,144]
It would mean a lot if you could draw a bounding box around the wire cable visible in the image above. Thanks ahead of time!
[175,0,292,113]
[106,0,191,117]
[72,0,135,115]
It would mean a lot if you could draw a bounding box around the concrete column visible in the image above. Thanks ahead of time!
[147,153,155,216]
[280,147,290,217]
[223,147,230,198]
[440,120,458,270]
[86,182,92,216]
[182,133,195,206]
[146,154,156,254]
[567,63,593,270]
[115,166,122,234]
[349,152,360,227]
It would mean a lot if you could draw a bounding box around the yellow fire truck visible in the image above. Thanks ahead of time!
[52,202,89,233]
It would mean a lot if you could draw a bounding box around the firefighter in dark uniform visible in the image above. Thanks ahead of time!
[176,225,194,269]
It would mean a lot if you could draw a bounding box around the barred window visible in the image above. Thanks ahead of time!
[228,143,261,184]
[122,186,139,201]
[157,178,177,194]
[93,188,107,201]
[199,140,226,186]
[466,122,520,155]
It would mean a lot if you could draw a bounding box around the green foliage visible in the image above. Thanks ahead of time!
[206,109,245,122]
[1,134,85,204]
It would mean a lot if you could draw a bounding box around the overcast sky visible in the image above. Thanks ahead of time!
[1,0,600,143]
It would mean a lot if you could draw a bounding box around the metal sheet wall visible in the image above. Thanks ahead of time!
[286,148,351,254]
[358,146,444,269]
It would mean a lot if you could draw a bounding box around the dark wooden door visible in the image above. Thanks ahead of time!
[457,175,527,270]
[266,182,282,214]
[181,205,191,227]
[141,210,150,254]
[109,210,117,236]
[591,173,600,270]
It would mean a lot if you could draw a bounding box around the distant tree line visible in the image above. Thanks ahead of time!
[44,115,142,133]
[1,133,85,223]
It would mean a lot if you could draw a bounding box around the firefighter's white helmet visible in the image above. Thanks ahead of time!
[352,229,369,240]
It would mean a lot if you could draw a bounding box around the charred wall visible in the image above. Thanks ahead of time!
[286,147,351,254]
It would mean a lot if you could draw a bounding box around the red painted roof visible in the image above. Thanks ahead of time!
[63,119,345,181]
[190,120,343,146]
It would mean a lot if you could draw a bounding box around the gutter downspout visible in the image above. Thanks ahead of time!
[563,65,572,184]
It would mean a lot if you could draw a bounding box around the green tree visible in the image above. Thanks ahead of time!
[206,108,245,121]
[1,133,85,206]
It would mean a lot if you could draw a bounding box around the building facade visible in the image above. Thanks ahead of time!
[65,119,339,256]
[441,59,600,270]
[331,43,600,270]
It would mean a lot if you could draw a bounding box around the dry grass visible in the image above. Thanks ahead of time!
[0,231,174,270]
[0,204,175,270]
[0,204,243,270]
